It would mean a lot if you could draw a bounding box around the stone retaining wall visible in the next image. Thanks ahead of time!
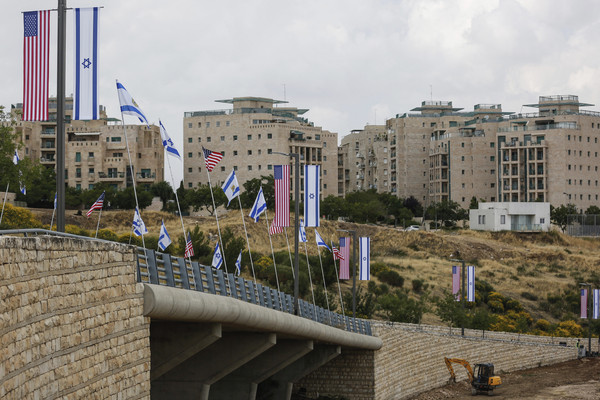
[0,236,150,399]
[297,322,578,399]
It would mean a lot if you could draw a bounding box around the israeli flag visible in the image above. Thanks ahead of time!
[159,120,181,159]
[593,289,599,320]
[132,207,148,237]
[249,187,267,222]
[13,151,26,195]
[467,265,476,302]
[74,8,99,120]
[304,165,320,227]
[158,220,172,251]
[235,250,242,276]
[53,192,57,209]
[298,218,307,243]
[212,242,223,269]
[315,229,330,251]
[116,80,149,128]
[222,169,240,206]
[359,237,370,281]
[13,150,19,165]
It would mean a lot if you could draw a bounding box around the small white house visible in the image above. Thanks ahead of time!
[469,202,550,232]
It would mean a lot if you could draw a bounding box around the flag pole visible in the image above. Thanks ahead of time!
[237,195,256,285]
[302,238,317,317]
[315,241,332,324]
[50,194,57,231]
[331,240,346,317]
[94,208,102,238]
[0,183,9,226]
[263,203,283,305]
[283,227,295,279]
[205,171,228,274]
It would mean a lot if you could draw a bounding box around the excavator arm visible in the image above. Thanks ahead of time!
[444,357,475,383]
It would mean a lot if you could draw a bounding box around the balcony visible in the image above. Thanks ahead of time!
[40,157,55,164]
[98,171,125,181]
[136,172,156,182]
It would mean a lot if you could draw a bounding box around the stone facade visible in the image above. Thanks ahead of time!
[0,236,150,399]
[296,322,578,400]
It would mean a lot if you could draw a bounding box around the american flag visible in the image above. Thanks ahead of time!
[184,232,194,258]
[452,265,460,301]
[339,237,350,280]
[332,246,344,261]
[86,191,105,217]
[581,288,588,319]
[202,147,223,172]
[272,165,290,227]
[23,10,50,121]
[268,221,283,236]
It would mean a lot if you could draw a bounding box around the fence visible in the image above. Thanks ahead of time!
[566,214,600,237]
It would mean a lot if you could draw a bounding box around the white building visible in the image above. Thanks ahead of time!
[469,202,550,232]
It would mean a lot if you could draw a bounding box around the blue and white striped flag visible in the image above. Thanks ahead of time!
[593,289,599,320]
[13,151,26,195]
[315,229,330,251]
[13,150,19,165]
[158,220,172,251]
[53,192,57,209]
[249,187,267,222]
[73,7,99,120]
[132,207,148,237]
[235,250,242,276]
[359,237,370,280]
[116,80,149,128]
[212,242,223,269]
[467,265,475,302]
[298,218,307,243]
[304,165,320,227]
[159,120,181,159]
[222,168,240,206]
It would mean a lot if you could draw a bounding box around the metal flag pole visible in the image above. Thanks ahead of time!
[331,239,346,317]
[0,183,10,226]
[94,208,102,238]
[50,194,57,231]
[315,241,332,324]
[56,0,66,232]
[283,227,295,279]
[263,205,283,305]
[302,238,317,317]
[237,195,256,285]
[205,171,228,274]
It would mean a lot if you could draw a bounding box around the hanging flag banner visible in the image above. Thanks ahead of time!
[304,165,320,227]
[74,7,99,120]
[202,147,223,172]
[593,289,599,320]
[23,10,50,121]
[235,250,242,276]
[298,218,307,243]
[339,237,350,280]
[158,220,172,251]
[452,265,461,301]
[116,80,149,127]
[467,265,475,302]
[222,168,240,205]
[272,165,290,227]
[184,232,194,258]
[359,237,370,281]
[249,187,267,222]
[86,191,105,217]
[268,221,283,235]
[212,242,223,269]
[581,288,588,319]
[315,229,330,251]
[132,206,148,237]
[159,120,181,159]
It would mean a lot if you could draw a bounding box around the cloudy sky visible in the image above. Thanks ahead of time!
[3,0,600,185]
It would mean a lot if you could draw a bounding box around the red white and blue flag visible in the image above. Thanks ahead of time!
[184,232,194,258]
[359,237,370,281]
[581,288,588,319]
[23,10,50,121]
[467,265,475,302]
[202,147,223,172]
[339,237,350,280]
[268,221,283,236]
[86,191,105,217]
[272,165,290,227]
[332,246,344,261]
[593,289,599,320]
[452,265,460,301]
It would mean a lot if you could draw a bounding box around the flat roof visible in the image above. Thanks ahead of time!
[215,97,288,105]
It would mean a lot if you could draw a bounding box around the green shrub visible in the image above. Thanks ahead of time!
[378,270,404,287]
[521,292,538,301]
[411,278,426,293]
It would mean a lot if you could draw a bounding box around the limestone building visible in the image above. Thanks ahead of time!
[11,98,164,190]
[183,97,338,198]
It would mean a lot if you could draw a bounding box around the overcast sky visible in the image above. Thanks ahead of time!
[3,0,600,186]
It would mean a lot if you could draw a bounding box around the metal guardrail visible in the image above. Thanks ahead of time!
[0,229,372,336]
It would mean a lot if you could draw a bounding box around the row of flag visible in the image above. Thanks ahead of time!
[580,288,600,319]
[451,265,476,302]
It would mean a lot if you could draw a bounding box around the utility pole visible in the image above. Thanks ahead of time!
[56,0,66,232]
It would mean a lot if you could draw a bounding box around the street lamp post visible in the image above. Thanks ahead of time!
[580,282,592,356]
[450,257,466,336]
[338,229,357,319]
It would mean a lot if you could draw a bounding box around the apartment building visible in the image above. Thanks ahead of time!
[342,95,600,211]
[11,98,164,190]
[183,97,338,198]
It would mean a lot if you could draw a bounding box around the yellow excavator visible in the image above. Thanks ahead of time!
[444,357,502,396]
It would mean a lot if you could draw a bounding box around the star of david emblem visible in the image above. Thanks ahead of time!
[309,193,315,199]
[82,58,92,69]
[216,253,221,259]
[363,257,367,261]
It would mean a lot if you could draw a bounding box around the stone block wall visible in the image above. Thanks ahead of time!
[297,322,578,400]
[0,236,151,399]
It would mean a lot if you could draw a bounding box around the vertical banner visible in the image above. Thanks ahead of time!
[74,7,99,120]
[339,237,350,280]
[467,265,475,302]
[452,265,460,301]
[304,165,320,227]
[593,289,599,320]
[581,288,588,319]
[23,10,50,121]
[359,237,370,281]
[273,165,290,227]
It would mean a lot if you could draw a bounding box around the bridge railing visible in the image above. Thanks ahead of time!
[137,248,372,336]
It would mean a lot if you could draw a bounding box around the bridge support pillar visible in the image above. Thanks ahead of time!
[210,339,314,399]
[151,332,276,400]
[262,344,342,399]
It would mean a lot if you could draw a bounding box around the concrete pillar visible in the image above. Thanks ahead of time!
[262,345,341,399]
[210,340,314,400]
[152,332,276,400]
[151,321,221,380]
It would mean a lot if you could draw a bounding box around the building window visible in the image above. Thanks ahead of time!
[490,155,495,161]
[268,164,272,170]
[478,215,485,224]
[258,134,262,139]
[207,137,211,142]
[188,168,192,173]
[258,149,262,155]
[198,122,201,128]
[188,152,192,158]
[461,143,465,148]
[188,182,192,188]
[220,166,225,172]
[315,134,321,140]
[188,123,192,128]
[500,215,506,224]
[216,121,220,127]
[75,152,81,162]
[234,166,238,171]
[226,121,230,127]
[462,170,465,175]
[233,135,238,141]
[198,137,202,142]
[323,142,327,147]
[461,156,465,161]
[233,150,238,156]
[111,137,121,142]
[568,135,571,140]
[206,122,210,128]
[248,165,252,171]
[268,133,272,139]
[248,150,252,155]
[258,165,262,170]
[490,142,495,148]
[220,136,225,142]
[268,149,272,154]
[248,134,252,140]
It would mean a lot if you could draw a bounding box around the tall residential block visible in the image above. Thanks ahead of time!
[183,97,338,198]
[11,98,164,190]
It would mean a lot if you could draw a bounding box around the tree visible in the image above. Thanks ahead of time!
[239,175,275,209]
[151,181,174,211]
[435,291,468,330]
[112,186,153,209]
[469,196,479,210]
[378,289,425,323]
[177,225,211,260]
[425,200,467,227]
[321,195,347,220]
[550,204,577,232]
[187,184,227,216]
[403,196,423,217]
